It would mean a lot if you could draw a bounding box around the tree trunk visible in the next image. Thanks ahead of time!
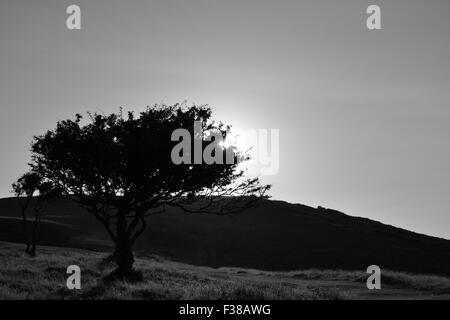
[29,210,40,257]
[19,199,31,255]
[114,239,134,273]
[113,215,134,274]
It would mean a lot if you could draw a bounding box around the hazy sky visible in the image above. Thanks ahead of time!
[1,0,449,238]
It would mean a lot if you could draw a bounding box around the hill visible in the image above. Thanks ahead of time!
[0,197,450,276]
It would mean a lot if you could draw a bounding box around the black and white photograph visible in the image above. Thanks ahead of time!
[0,0,450,309]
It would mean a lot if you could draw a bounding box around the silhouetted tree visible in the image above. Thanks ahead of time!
[12,172,61,256]
[23,104,270,277]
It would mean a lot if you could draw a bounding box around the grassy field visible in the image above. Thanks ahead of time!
[1,241,450,300]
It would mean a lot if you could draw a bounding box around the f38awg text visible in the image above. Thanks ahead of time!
[179,304,271,317]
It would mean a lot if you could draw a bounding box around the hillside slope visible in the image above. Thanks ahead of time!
[0,197,449,276]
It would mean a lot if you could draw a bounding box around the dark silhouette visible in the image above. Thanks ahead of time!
[19,104,270,277]
[11,172,60,256]
[1,197,450,276]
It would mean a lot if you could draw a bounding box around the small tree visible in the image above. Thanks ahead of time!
[12,172,60,256]
[24,104,270,276]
